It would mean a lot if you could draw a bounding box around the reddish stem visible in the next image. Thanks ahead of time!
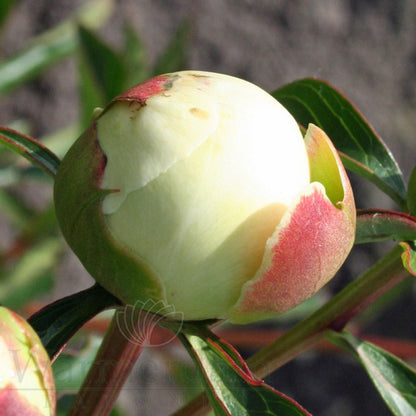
[69,308,143,416]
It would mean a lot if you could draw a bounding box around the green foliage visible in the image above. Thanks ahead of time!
[0,0,15,30]
[329,331,416,416]
[0,0,114,95]
[179,324,311,415]
[0,126,60,177]
[76,17,191,127]
[53,335,102,393]
[78,25,126,106]
[356,209,416,244]
[274,78,407,209]
[122,24,149,87]
[153,19,191,76]
[1,3,416,415]
[28,285,119,360]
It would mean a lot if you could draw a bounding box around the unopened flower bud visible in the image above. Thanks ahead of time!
[0,307,55,415]
[54,71,355,323]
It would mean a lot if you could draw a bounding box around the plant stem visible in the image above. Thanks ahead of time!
[69,307,144,416]
[173,244,409,416]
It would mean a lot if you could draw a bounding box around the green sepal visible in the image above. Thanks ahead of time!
[54,121,163,308]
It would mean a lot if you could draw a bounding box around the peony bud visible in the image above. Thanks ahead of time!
[54,71,355,323]
[0,307,55,415]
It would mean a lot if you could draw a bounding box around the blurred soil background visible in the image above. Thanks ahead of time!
[1,1,416,415]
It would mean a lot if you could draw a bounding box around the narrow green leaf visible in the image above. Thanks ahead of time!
[77,44,106,128]
[407,166,416,217]
[0,0,114,94]
[179,324,311,416]
[356,209,416,244]
[0,27,73,95]
[399,241,416,276]
[122,24,150,88]
[170,359,205,402]
[0,126,60,177]
[273,78,407,209]
[28,284,120,361]
[152,19,191,75]
[331,330,416,416]
[0,0,15,30]
[53,335,102,393]
[78,25,126,102]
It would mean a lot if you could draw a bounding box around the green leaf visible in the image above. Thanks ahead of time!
[169,359,205,402]
[356,209,416,244]
[122,23,150,88]
[0,126,60,177]
[399,241,416,276]
[330,330,416,416]
[53,335,102,393]
[152,18,191,75]
[0,0,15,30]
[0,24,73,94]
[0,238,60,308]
[407,166,416,217]
[0,0,114,94]
[273,78,407,209]
[77,43,106,128]
[28,284,120,361]
[78,25,126,102]
[179,324,311,416]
